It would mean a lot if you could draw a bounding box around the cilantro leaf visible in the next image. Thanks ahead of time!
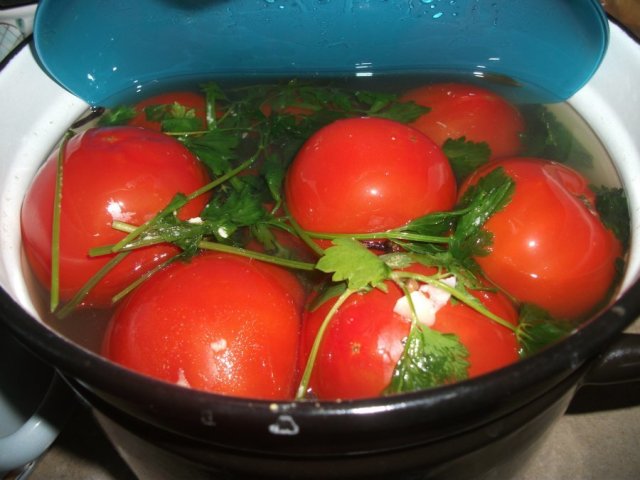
[516,304,574,357]
[442,137,491,183]
[316,238,391,291]
[384,324,469,394]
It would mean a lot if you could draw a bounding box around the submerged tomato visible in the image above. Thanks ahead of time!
[284,117,456,234]
[461,157,622,319]
[299,265,518,400]
[128,91,207,131]
[21,126,210,308]
[102,253,302,400]
[401,83,525,159]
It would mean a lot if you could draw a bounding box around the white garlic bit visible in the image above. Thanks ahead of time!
[393,276,456,326]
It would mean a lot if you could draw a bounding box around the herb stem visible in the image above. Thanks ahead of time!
[296,288,354,400]
[56,251,130,319]
[283,202,326,257]
[307,230,450,244]
[50,130,75,313]
[198,241,316,271]
[97,221,316,272]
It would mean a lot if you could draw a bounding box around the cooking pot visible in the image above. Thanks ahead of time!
[1,14,640,480]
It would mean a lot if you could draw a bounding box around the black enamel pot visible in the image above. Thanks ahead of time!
[1,16,640,480]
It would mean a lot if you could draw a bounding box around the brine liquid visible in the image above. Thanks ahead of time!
[24,77,626,354]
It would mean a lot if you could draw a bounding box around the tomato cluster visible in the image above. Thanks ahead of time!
[20,83,625,401]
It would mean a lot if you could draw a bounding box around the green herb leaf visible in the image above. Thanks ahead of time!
[97,105,137,126]
[261,153,287,209]
[181,128,240,176]
[442,137,491,183]
[592,185,630,250]
[520,105,593,168]
[201,178,271,241]
[316,238,391,291]
[355,91,429,123]
[451,167,514,262]
[516,304,574,357]
[397,210,459,238]
[384,324,469,394]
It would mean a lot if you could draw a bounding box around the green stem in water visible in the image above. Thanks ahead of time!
[56,251,130,319]
[50,130,75,313]
[307,230,450,244]
[295,288,354,400]
[282,202,326,257]
[98,221,316,272]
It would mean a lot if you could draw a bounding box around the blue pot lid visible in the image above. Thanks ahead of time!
[33,0,608,106]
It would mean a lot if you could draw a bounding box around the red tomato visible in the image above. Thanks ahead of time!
[102,253,302,400]
[128,91,207,131]
[285,117,457,234]
[299,265,518,400]
[461,157,622,320]
[21,126,211,308]
[400,83,525,159]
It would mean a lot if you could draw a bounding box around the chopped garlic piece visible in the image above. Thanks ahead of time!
[187,217,203,224]
[419,276,456,311]
[394,290,438,326]
[393,276,456,326]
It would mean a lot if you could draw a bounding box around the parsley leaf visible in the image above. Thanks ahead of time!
[516,304,574,357]
[593,185,630,251]
[97,105,137,126]
[181,129,240,176]
[450,167,515,262]
[316,238,391,291]
[442,137,491,183]
[520,105,593,168]
[384,324,469,394]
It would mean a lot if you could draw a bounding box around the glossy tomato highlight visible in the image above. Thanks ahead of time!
[284,117,456,234]
[102,253,302,400]
[461,157,622,320]
[21,126,211,308]
[401,83,525,159]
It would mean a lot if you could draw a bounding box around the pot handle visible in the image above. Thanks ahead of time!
[581,333,640,385]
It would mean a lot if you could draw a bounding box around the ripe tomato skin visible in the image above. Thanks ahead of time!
[128,91,207,131]
[102,253,302,400]
[21,126,210,308]
[461,157,622,320]
[299,265,518,401]
[400,83,525,159]
[431,288,519,378]
[284,117,456,234]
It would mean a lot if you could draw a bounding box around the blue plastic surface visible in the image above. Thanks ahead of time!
[33,0,608,106]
